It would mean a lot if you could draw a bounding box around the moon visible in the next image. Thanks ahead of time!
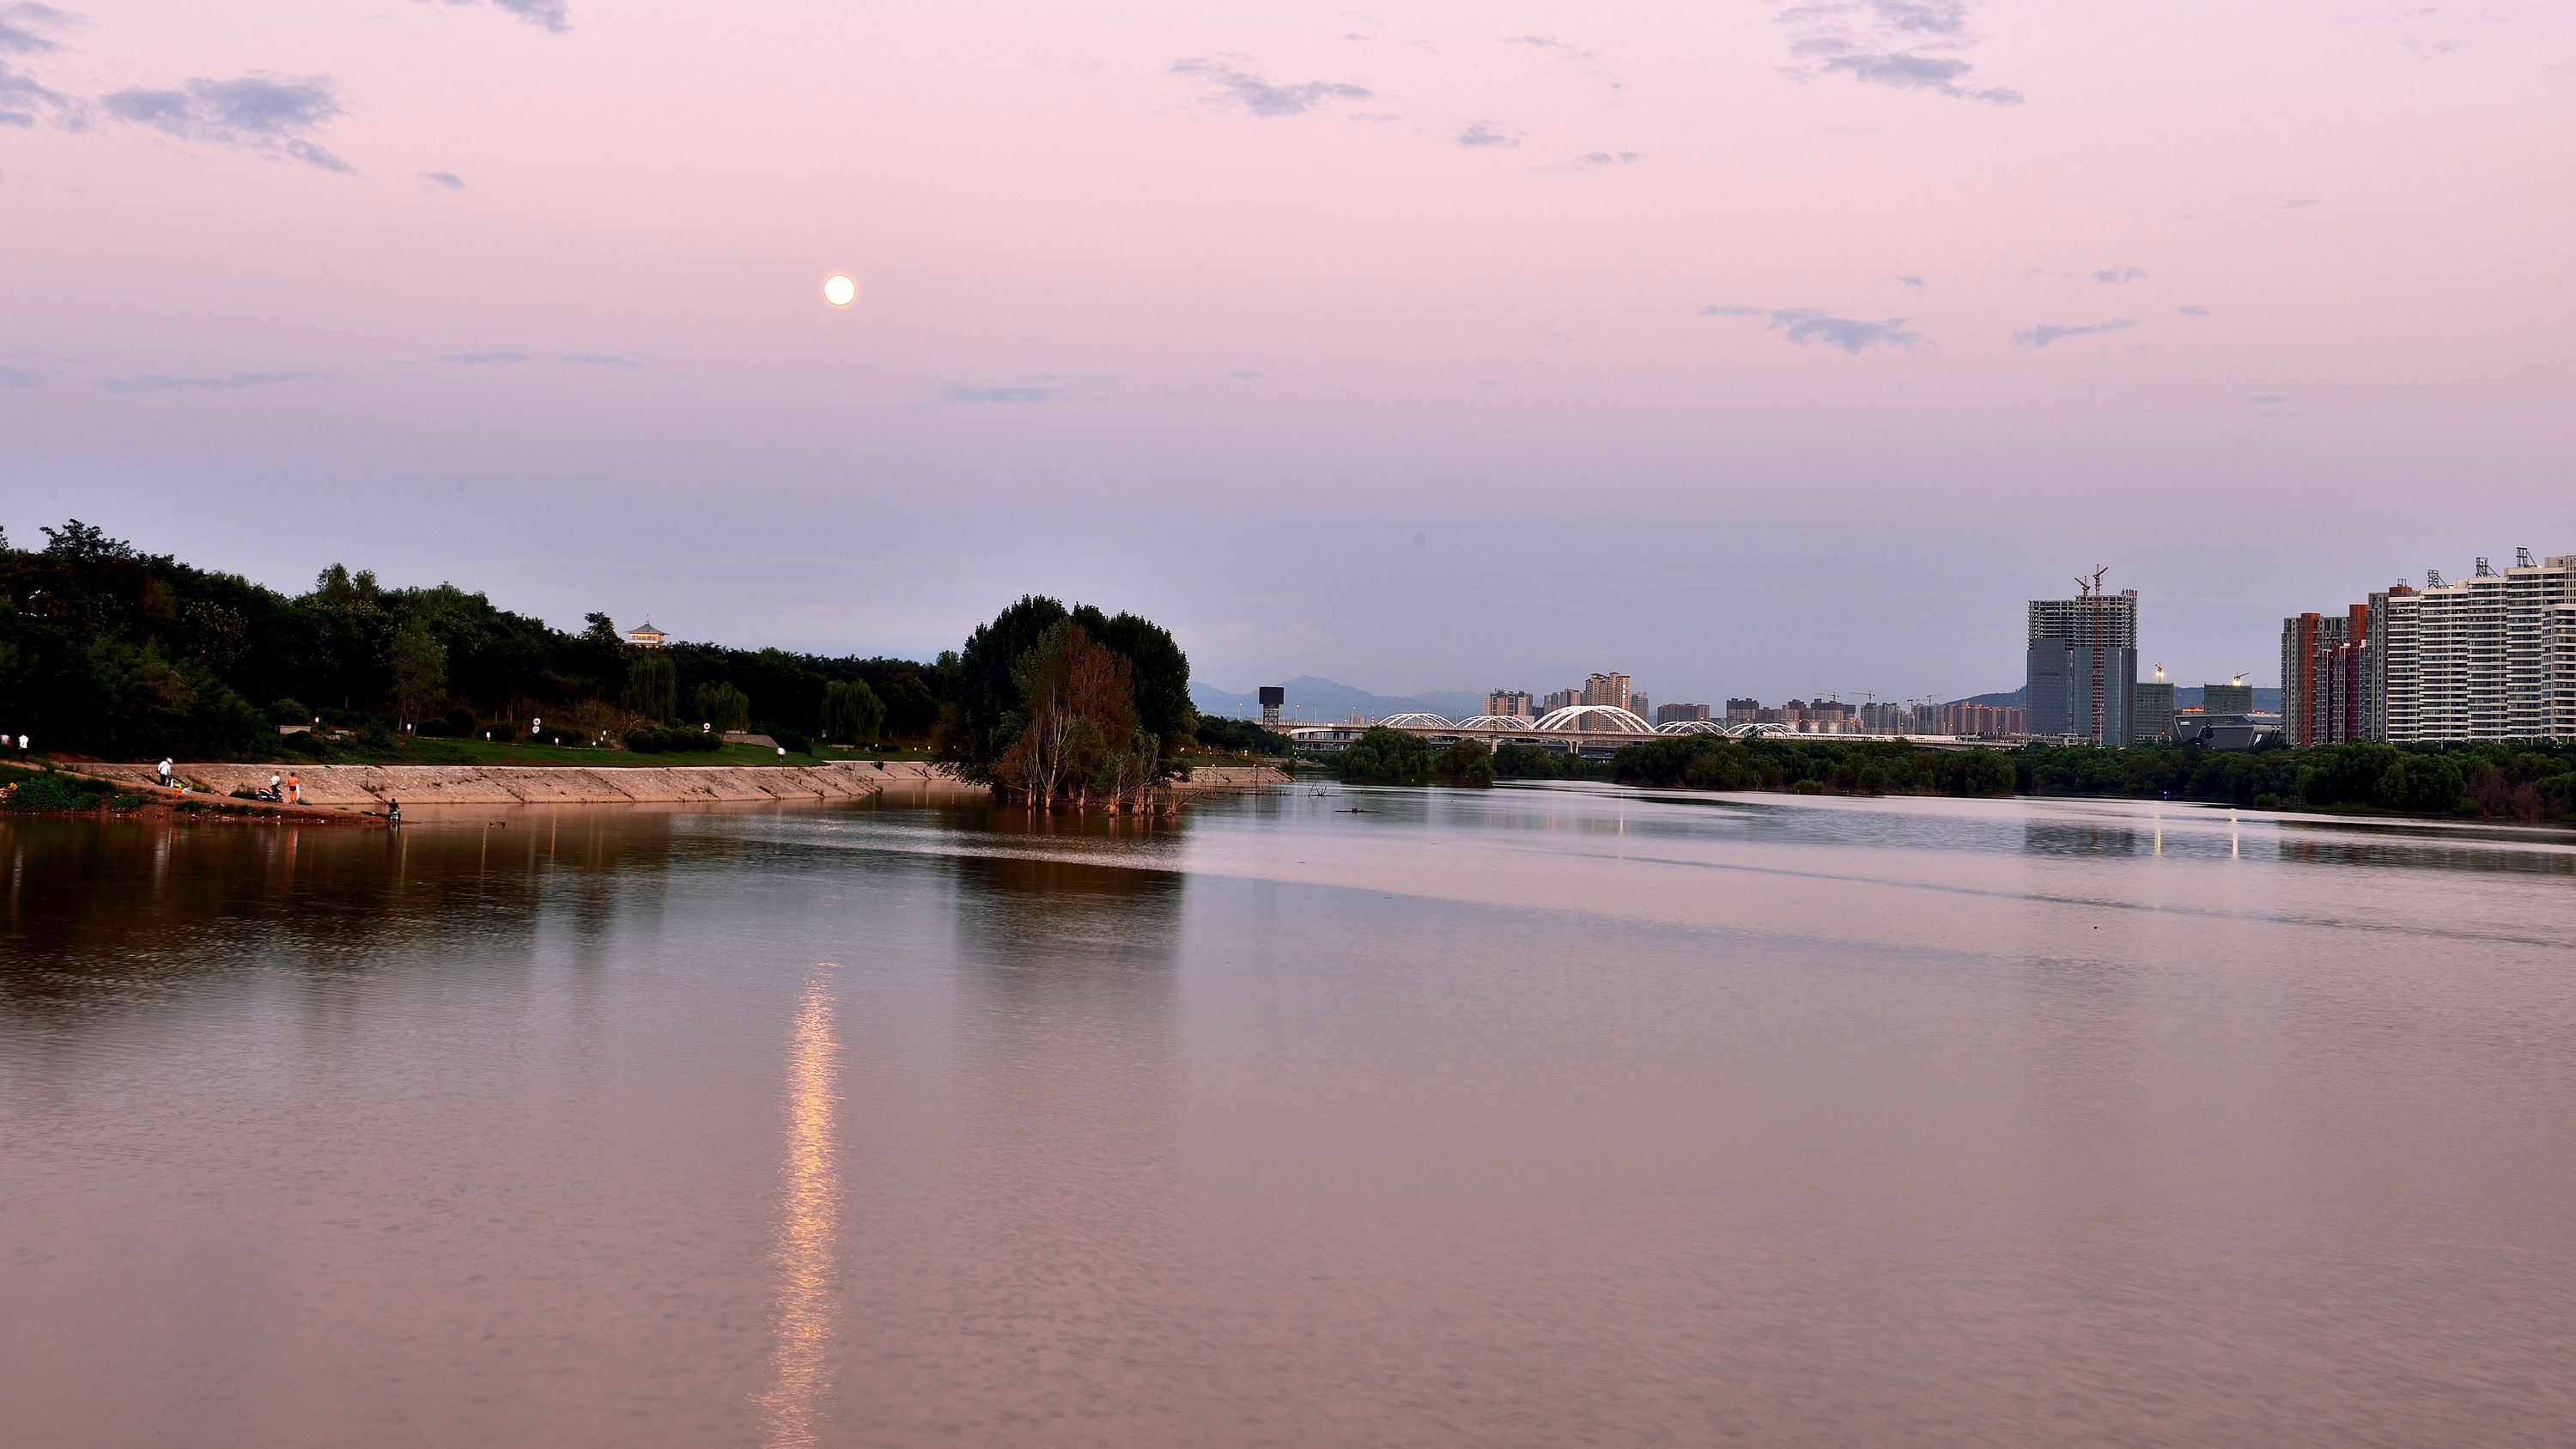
[823,274,857,307]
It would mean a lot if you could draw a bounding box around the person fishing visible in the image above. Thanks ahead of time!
[157,758,175,790]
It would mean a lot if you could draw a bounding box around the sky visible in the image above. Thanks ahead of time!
[3,0,2572,703]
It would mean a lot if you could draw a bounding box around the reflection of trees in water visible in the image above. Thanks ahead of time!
[2021,822,2142,857]
[2272,838,2576,874]
[0,814,690,1020]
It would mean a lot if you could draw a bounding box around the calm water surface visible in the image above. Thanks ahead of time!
[3,785,2573,1447]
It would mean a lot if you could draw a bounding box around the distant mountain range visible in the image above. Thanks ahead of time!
[1192,676,1485,722]
[1962,685,2281,710]
[1198,677,2281,722]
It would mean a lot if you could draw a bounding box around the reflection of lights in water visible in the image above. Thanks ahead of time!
[758,965,841,1449]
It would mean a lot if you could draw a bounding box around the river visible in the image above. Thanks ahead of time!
[3,785,2573,1447]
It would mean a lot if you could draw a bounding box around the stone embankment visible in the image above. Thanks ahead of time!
[93,761,1288,809]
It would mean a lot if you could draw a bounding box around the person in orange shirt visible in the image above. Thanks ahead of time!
[287,772,301,804]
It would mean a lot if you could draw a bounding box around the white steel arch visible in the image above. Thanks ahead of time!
[1377,713,1455,728]
[1531,705,1655,734]
[1655,720,1728,735]
[1453,714,1536,730]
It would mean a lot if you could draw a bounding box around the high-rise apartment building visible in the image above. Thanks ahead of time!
[1724,697,1762,723]
[1630,693,1651,722]
[2136,670,2177,741]
[1540,687,1581,713]
[2200,679,2255,716]
[2376,551,2576,743]
[1485,690,1534,719]
[1655,702,1711,725]
[2281,606,2371,746]
[2026,588,2139,745]
[1581,673,1631,710]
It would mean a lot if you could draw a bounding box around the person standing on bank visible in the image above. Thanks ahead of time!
[157,758,174,789]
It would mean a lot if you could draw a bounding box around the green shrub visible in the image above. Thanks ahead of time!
[623,724,670,753]
[769,729,812,757]
[1341,727,1431,785]
[1433,739,1496,788]
[4,773,103,812]
[267,697,313,726]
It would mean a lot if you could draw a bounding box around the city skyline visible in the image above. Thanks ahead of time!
[6,2,2572,698]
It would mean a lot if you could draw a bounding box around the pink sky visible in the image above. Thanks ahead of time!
[4,0,2572,700]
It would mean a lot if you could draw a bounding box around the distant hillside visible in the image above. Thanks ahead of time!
[1193,676,1484,722]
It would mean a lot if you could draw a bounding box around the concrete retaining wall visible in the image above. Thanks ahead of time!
[95,760,1289,808]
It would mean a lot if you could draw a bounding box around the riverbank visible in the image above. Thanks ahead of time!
[78,761,1291,809]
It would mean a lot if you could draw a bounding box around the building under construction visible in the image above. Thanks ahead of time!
[2026,576,2140,746]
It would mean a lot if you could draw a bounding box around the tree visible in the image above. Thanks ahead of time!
[817,679,883,744]
[389,620,448,726]
[622,649,677,722]
[1434,738,1497,787]
[992,622,1142,807]
[39,520,137,563]
[696,680,752,733]
[1341,727,1432,785]
[2377,753,2465,814]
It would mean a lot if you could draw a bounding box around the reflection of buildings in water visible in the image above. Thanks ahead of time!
[758,965,841,1449]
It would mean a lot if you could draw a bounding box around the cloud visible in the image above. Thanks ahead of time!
[1223,368,1260,381]
[435,351,530,366]
[1819,52,2020,103]
[0,2,73,56]
[2245,393,2287,404]
[0,362,43,387]
[2282,198,2319,208]
[1703,304,1923,354]
[2093,265,2146,283]
[937,383,1060,405]
[1575,150,1644,167]
[1777,0,2021,104]
[426,0,568,34]
[0,61,58,124]
[2175,304,2209,317]
[1898,274,1924,286]
[2011,318,2136,347]
[1456,122,1519,149]
[558,351,643,370]
[98,370,316,393]
[1167,56,1371,117]
[421,169,464,189]
[100,75,350,170]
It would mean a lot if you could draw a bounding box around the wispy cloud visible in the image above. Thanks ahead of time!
[435,350,530,366]
[0,60,62,125]
[0,362,44,387]
[2093,265,2146,283]
[558,351,643,370]
[2175,304,2210,318]
[1167,56,1371,118]
[99,369,317,393]
[2245,393,2287,404]
[937,383,1060,405]
[2282,198,2319,208]
[426,0,568,35]
[0,2,72,57]
[100,74,351,171]
[1503,34,1596,58]
[421,169,464,189]
[1898,273,1925,287]
[1703,304,1923,354]
[1575,149,1643,167]
[1456,122,1519,149]
[2011,318,2135,347]
[1777,0,2021,105]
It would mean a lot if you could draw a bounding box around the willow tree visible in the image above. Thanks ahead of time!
[818,679,884,745]
[622,649,677,723]
[694,680,751,733]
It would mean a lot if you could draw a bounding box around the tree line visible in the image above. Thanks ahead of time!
[0,520,955,759]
